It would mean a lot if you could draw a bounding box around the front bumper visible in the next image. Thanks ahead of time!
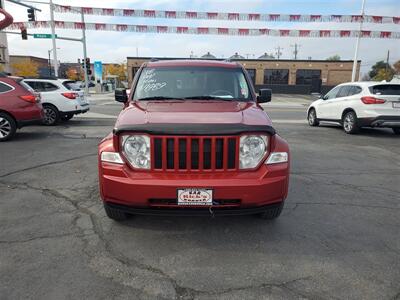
[99,162,289,210]
[105,201,283,216]
[359,116,400,128]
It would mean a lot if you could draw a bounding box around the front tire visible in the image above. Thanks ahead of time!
[257,202,284,220]
[104,204,130,222]
[342,111,359,134]
[392,128,400,135]
[0,112,17,142]
[308,108,319,126]
[43,104,60,126]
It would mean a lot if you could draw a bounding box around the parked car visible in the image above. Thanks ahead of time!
[0,75,43,141]
[307,82,400,134]
[22,78,90,125]
[98,60,290,221]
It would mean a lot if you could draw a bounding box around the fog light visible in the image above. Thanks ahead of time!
[101,152,124,164]
[266,152,288,165]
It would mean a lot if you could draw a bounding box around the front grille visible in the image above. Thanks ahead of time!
[152,136,238,171]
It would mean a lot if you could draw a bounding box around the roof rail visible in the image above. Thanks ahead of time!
[23,76,59,80]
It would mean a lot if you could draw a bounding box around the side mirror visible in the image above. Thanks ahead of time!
[115,88,128,103]
[257,88,272,103]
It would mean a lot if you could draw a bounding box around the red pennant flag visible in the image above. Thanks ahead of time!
[228,13,240,20]
[279,29,290,36]
[186,11,197,18]
[198,27,209,34]
[372,16,383,23]
[82,7,93,14]
[207,12,218,19]
[299,30,311,37]
[165,11,176,18]
[102,9,114,16]
[249,14,260,20]
[157,26,168,33]
[95,23,106,30]
[177,27,188,33]
[340,30,351,37]
[290,15,301,21]
[144,10,155,17]
[380,31,391,38]
[123,9,134,16]
[218,28,229,34]
[269,14,280,21]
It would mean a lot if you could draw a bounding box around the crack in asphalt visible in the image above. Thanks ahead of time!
[293,202,400,211]
[0,232,88,244]
[0,153,97,178]
[293,173,400,198]
[1,179,314,299]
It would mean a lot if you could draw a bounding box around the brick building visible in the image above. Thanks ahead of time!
[127,56,361,94]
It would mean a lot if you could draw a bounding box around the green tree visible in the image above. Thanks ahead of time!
[368,60,393,79]
[393,60,400,75]
[326,55,341,61]
[373,68,394,81]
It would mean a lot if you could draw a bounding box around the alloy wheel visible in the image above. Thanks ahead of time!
[0,117,11,138]
[343,114,354,132]
[308,110,316,125]
[44,107,57,125]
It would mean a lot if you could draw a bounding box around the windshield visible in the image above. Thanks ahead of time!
[133,66,251,101]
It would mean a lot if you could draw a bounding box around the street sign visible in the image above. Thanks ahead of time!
[33,33,57,39]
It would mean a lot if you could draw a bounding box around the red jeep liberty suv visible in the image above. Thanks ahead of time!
[98,60,290,221]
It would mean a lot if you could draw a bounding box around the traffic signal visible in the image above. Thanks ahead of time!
[27,8,35,22]
[21,28,28,40]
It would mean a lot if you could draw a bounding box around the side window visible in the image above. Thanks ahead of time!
[0,81,14,93]
[336,86,352,98]
[324,86,341,100]
[25,81,43,92]
[349,86,362,96]
[42,82,59,92]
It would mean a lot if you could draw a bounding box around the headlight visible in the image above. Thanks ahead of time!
[239,135,268,169]
[122,135,151,169]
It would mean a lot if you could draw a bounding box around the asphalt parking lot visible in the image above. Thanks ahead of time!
[1,94,399,300]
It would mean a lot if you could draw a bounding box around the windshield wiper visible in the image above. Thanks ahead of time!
[183,95,233,101]
[137,96,184,101]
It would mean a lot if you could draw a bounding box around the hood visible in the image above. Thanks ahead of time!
[115,101,272,128]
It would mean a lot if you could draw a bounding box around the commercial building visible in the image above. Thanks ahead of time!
[127,56,361,94]
[9,55,50,77]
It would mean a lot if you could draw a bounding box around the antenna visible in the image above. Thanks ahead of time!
[275,46,283,59]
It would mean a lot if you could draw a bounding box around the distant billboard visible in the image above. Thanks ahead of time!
[94,61,103,84]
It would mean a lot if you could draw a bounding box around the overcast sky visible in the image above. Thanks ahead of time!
[4,0,400,75]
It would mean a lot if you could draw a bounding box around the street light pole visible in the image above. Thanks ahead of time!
[49,0,58,77]
[81,8,89,97]
[351,0,366,82]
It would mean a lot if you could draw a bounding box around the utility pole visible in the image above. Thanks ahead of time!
[291,43,301,60]
[80,8,89,96]
[275,46,283,59]
[385,50,390,76]
[352,0,366,82]
[49,0,58,77]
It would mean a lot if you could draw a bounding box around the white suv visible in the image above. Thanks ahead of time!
[307,82,400,134]
[22,78,90,125]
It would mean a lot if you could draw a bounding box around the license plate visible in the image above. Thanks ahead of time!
[393,102,400,108]
[177,188,213,206]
